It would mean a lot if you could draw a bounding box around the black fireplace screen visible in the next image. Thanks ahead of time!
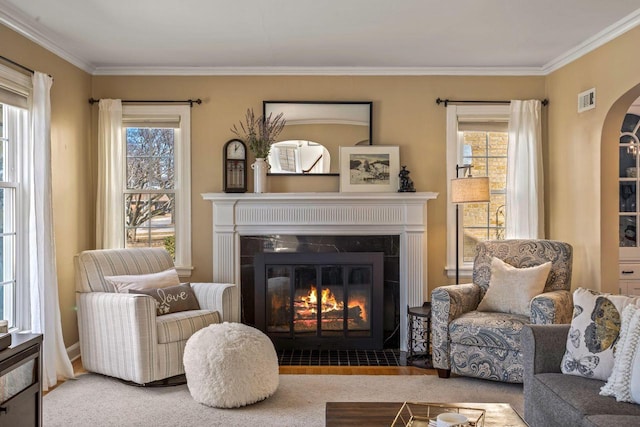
[254,252,383,350]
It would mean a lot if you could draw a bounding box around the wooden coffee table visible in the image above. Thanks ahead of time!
[325,402,528,426]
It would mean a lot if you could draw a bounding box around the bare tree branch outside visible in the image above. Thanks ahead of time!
[125,128,176,255]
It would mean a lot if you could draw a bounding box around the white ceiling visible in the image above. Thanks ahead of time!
[1,0,640,75]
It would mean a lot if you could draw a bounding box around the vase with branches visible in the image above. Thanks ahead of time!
[231,108,286,193]
[231,108,286,159]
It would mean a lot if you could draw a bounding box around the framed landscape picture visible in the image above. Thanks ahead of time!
[339,145,400,192]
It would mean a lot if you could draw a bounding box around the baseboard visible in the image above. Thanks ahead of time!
[67,341,80,362]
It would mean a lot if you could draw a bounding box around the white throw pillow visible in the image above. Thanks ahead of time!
[561,288,640,381]
[600,304,640,404]
[631,337,640,404]
[105,268,181,293]
[476,257,551,316]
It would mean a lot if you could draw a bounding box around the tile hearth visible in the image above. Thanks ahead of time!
[277,349,405,367]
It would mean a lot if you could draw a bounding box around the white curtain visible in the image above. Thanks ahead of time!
[506,99,544,239]
[29,72,74,390]
[96,99,124,248]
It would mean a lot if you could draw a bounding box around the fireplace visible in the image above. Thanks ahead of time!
[202,191,438,351]
[254,252,383,350]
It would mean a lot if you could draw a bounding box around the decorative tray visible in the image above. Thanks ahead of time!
[390,402,486,427]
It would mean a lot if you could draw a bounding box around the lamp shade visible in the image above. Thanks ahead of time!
[451,176,490,203]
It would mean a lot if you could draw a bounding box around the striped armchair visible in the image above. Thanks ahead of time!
[75,248,235,385]
[431,240,573,383]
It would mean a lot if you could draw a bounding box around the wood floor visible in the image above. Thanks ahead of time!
[279,365,432,375]
[70,357,431,377]
[44,358,433,395]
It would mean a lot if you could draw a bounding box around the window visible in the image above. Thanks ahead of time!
[122,105,192,276]
[446,105,510,277]
[0,65,30,329]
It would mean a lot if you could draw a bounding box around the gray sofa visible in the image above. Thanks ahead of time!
[522,324,640,426]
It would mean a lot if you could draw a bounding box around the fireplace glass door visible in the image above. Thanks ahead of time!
[256,252,383,350]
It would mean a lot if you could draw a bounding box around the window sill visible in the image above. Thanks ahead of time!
[176,266,194,278]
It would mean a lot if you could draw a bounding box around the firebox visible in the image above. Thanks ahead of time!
[254,252,384,350]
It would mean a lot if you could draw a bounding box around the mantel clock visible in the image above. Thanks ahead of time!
[223,138,247,193]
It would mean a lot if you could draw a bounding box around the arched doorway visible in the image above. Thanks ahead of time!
[601,83,640,293]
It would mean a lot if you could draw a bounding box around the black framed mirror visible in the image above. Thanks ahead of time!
[263,101,372,176]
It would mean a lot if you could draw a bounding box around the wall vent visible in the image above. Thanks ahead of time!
[578,88,596,113]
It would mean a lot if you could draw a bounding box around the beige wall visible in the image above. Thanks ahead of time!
[0,25,93,347]
[546,25,640,293]
[91,75,545,303]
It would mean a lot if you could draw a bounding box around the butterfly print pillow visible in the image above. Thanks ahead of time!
[561,288,639,381]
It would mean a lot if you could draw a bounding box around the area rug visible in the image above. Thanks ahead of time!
[44,373,523,426]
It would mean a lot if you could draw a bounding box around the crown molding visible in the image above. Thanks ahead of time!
[1,0,639,77]
[92,65,546,77]
[543,8,640,74]
[0,0,95,74]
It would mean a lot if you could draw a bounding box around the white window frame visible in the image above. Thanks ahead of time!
[122,104,192,276]
[446,104,510,279]
[0,64,31,331]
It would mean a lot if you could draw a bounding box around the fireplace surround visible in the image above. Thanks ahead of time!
[202,192,438,351]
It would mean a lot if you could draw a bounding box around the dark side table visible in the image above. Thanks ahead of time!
[0,333,43,426]
[407,302,432,368]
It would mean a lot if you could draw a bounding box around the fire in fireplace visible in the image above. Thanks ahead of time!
[291,282,368,332]
[254,252,383,350]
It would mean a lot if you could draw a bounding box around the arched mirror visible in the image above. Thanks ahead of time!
[264,101,372,175]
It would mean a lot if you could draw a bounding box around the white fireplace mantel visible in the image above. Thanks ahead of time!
[202,192,438,350]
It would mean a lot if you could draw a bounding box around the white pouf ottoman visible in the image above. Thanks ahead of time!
[183,322,279,408]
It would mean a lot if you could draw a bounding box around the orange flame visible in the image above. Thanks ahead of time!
[300,285,367,320]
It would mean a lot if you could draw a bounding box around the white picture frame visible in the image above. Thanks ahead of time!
[339,145,400,192]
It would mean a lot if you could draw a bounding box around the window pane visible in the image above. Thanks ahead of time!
[487,132,508,157]
[620,216,637,247]
[620,182,637,212]
[0,283,14,327]
[0,136,6,182]
[490,194,507,240]
[488,158,507,191]
[461,129,508,261]
[125,193,175,252]
[0,233,16,326]
[0,188,15,235]
[620,146,638,178]
[0,233,15,282]
[126,128,175,190]
[464,131,487,157]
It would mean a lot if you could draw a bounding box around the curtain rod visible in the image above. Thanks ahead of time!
[436,97,549,107]
[0,54,35,74]
[0,55,53,78]
[88,98,202,107]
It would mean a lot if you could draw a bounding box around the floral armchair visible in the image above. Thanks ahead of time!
[431,239,573,383]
